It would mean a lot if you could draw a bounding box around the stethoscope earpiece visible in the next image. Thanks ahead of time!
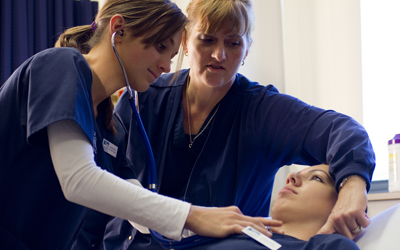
[111,31,132,98]
[111,30,157,190]
[111,28,215,249]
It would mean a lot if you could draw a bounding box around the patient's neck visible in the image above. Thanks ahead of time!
[273,220,325,241]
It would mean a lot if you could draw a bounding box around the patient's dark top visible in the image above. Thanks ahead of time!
[189,233,359,250]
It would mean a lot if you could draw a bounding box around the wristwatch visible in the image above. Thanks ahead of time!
[339,175,366,191]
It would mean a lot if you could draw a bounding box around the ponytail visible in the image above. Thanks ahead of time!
[56,24,116,134]
[56,0,188,134]
[57,25,95,54]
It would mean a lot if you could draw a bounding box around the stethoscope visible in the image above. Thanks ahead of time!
[112,31,216,249]
[111,31,157,192]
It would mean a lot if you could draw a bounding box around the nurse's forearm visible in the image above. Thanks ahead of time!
[47,120,190,240]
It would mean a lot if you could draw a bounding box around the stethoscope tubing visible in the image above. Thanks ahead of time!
[111,31,213,249]
[111,32,157,192]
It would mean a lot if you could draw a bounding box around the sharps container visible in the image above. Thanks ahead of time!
[388,134,400,192]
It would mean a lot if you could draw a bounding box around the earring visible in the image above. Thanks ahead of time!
[119,30,124,36]
[241,60,245,66]
[185,51,188,56]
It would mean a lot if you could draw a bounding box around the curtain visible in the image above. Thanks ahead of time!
[1,0,98,85]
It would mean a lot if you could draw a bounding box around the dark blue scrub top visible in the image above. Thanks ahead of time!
[116,69,375,217]
[186,233,359,250]
[102,69,374,250]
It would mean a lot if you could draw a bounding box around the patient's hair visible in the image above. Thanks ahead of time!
[56,0,187,134]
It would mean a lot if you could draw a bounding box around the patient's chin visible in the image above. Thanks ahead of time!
[270,199,290,219]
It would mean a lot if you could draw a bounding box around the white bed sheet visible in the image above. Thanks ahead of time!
[355,203,400,250]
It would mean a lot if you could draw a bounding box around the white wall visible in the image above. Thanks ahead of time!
[97,0,106,8]
[282,0,363,123]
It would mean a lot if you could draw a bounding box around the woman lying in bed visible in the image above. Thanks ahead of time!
[190,164,363,250]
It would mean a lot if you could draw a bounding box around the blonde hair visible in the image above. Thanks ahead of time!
[185,0,254,43]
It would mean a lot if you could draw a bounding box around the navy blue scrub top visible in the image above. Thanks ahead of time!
[102,69,374,249]
[186,233,360,250]
[116,69,375,217]
[0,47,134,250]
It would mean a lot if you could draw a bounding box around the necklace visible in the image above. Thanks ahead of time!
[186,76,220,148]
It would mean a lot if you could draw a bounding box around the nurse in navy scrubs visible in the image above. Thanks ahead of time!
[109,0,374,249]
[0,0,277,249]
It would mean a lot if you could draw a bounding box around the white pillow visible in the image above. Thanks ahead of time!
[355,203,400,249]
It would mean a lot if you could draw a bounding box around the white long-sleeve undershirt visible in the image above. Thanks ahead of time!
[47,120,190,240]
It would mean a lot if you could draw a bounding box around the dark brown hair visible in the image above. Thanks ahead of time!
[57,0,188,133]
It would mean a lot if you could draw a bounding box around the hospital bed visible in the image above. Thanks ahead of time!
[355,203,400,249]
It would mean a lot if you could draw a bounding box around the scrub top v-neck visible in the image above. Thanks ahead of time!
[160,100,219,200]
